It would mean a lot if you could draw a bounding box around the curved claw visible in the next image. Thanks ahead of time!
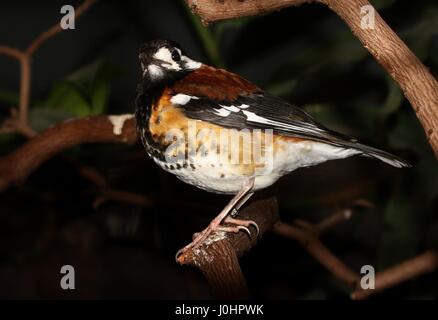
[175,249,184,263]
[237,225,251,237]
[224,216,260,237]
[217,225,251,237]
[248,220,260,236]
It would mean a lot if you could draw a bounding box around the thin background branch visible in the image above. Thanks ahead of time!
[0,0,97,132]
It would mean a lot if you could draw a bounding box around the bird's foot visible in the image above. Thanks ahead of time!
[175,216,259,263]
[222,216,260,236]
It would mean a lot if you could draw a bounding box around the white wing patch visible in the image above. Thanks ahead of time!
[213,108,231,117]
[241,110,270,123]
[184,99,327,138]
[241,110,324,135]
[222,105,240,112]
[211,104,253,117]
[170,94,199,105]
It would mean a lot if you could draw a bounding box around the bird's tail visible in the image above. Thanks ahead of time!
[353,143,411,168]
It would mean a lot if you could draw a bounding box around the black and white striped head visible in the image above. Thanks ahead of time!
[139,40,201,83]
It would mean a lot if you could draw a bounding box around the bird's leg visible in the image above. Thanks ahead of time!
[230,191,254,217]
[176,177,257,262]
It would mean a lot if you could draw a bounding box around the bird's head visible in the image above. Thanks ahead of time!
[138,39,201,83]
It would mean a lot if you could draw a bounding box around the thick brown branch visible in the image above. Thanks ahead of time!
[186,0,311,24]
[0,114,137,192]
[185,0,438,157]
[351,250,438,300]
[178,196,279,299]
[191,238,250,299]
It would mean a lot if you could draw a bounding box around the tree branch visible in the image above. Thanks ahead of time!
[178,196,279,299]
[272,219,360,288]
[0,46,24,60]
[185,0,438,157]
[26,0,97,56]
[0,0,97,131]
[0,114,137,192]
[186,0,311,25]
[351,250,438,300]
[19,55,31,126]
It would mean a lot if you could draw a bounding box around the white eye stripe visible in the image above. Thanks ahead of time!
[153,48,172,61]
[154,47,181,71]
[153,47,202,71]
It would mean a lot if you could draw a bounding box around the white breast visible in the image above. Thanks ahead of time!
[150,140,359,194]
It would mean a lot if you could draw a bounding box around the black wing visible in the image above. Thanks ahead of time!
[180,92,357,146]
[177,92,410,168]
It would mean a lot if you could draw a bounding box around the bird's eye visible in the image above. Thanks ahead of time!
[171,49,181,62]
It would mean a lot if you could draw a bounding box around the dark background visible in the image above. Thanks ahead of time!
[0,0,437,299]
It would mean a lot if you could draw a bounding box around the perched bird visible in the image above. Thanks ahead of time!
[135,39,410,260]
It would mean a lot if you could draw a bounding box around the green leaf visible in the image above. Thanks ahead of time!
[377,189,420,269]
[304,103,357,136]
[266,78,297,97]
[213,17,252,42]
[388,111,431,155]
[372,0,396,9]
[29,108,76,133]
[36,59,121,117]
[400,8,438,60]
[38,82,91,117]
[182,1,225,68]
[0,89,19,106]
[378,75,404,121]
